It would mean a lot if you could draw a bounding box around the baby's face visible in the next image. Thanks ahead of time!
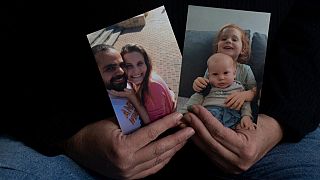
[207,54,236,88]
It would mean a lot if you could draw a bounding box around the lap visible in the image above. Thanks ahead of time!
[241,127,320,179]
[2,127,319,179]
[0,135,100,179]
[147,127,320,179]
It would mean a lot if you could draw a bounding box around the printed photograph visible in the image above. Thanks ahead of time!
[178,5,271,128]
[86,6,182,134]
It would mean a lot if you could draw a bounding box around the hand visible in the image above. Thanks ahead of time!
[62,112,195,179]
[193,77,209,92]
[183,105,283,174]
[225,91,246,110]
[108,88,151,124]
[108,88,136,101]
[237,116,256,130]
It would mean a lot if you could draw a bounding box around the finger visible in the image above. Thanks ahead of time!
[188,105,246,153]
[225,96,236,108]
[198,83,207,89]
[109,89,123,97]
[123,88,131,93]
[194,86,202,92]
[248,124,254,130]
[183,112,216,145]
[225,93,235,103]
[131,140,187,178]
[193,84,200,92]
[191,135,241,173]
[247,122,256,131]
[178,122,188,129]
[241,120,245,129]
[232,99,242,110]
[192,82,198,91]
[191,128,222,156]
[107,90,116,96]
[230,99,240,110]
[235,101,242,110]
[199,78,209,85]
[235,123,242,130]
[130,157,171,179]
[135,127,194,163]
[127,112,193,150]
[195,81,207,89]
[185,111,243,160]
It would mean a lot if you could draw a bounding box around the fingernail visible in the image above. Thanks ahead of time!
[174,112,183,119]
[178,122,186,128]
[183,113,191,123]
[187,127,195,137]
[187,105,193,112]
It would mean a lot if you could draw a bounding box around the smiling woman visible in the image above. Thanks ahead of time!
[123,51,148,85]
[121,43,176,122]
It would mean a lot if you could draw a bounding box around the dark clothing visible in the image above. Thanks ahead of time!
[3,0,320,157]
[258,1,320,142]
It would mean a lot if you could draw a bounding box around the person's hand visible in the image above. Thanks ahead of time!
[225,89,256,110]
[193,77,209,92]
[225,91,247,110]
[183,105,283,174]
[237,116,256,130]
[108,88,151,124]
[62,112,194,179]
[108,88,136,101]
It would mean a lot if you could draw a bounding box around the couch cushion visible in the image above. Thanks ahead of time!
[247,32,268,88]
[179,30,216,98]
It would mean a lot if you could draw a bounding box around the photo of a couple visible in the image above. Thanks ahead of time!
[87,6,181,134]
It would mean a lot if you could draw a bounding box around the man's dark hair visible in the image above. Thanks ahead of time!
[91,44,115,56]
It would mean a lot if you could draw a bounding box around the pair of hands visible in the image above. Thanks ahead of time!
[63,105,282,179]
[193,77,253,110]
[182,105,283,174]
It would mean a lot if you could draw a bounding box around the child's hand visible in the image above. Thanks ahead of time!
[238,116,255,130]
[107,88,136,100]
[193,77,209,92]
[225,91,246,110]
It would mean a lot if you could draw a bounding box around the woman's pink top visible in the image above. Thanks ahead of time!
[144,73,175,122]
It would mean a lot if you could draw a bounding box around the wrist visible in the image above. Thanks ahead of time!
[257,114,283,141]
[59,128,85,156]
[241,115,253,121]
[244,89,254,101]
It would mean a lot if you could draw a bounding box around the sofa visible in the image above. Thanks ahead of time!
[177,29,268,121]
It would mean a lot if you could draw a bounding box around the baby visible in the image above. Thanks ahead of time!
[183,53,254,129]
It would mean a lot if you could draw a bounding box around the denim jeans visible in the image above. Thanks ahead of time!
[205,105,241,128]
[0,135,101,180]
[241,126,320,179]
[1,127,320,179]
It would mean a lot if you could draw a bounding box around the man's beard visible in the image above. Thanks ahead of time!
[106,74,128,91]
